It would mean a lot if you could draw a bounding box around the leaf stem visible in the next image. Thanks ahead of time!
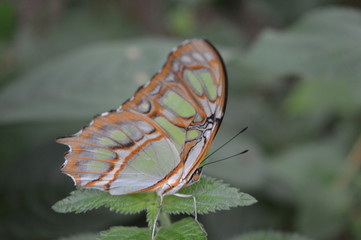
[159,211,171,227]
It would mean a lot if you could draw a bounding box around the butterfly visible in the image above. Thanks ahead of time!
[57,38,227,239]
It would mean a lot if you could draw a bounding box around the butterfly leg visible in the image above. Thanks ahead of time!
[174,193,206,234]
[152,195,164,240]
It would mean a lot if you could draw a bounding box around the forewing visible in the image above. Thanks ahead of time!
[122,39,227,181]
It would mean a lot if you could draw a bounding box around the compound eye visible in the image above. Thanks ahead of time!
[187,167,203,186]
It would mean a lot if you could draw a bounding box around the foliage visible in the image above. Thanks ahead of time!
[58,233,99,240]
[0,39,179,123]
[231,230,312,240]
[99,218,206,240]
[246,7,361,117]
[53,176,256,238]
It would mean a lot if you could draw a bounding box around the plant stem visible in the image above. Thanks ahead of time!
[159,211,171,227]
[339,132,361,187]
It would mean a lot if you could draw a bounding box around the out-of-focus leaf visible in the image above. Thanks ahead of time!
[256,0,333,22]
[284,78,361,117]
[0,39,178,123]
[58,233,99,240]
[270,140,352,239]
[246,7,361,117]
[231,230,312,240]
[0,128,133,240]
[16,10,140,67]
[247,7,361,80]
[196,21,247,47]
[0,1,16,40]
[167,6,196,35]
[0,38,235,124]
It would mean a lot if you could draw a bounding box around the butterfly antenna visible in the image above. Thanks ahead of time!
[202,126,248,162]
[201,149,249,167]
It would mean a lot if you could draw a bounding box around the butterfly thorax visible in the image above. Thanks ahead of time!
[157,165,203,197]
[155,161,185,196]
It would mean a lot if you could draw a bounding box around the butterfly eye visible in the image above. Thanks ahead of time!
[187,167,203,186]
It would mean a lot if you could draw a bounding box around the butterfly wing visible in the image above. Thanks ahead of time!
[57,39,227,195]
[57,112,182,195]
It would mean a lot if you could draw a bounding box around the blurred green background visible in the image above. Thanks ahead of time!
[1,0,361,239]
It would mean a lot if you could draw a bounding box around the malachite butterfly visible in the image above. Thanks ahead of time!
[57,38,227,238]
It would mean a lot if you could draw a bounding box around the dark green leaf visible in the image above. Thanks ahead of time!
[0,38,234,124]
[270,140,352,239]
[0,39,179,123]
[99,226,149,240]
[283,78,360,117]
[231,230,312,240]
[256,0,332,22]
[246,7,361,117]
[58,233,99,240]
[247,7,361,80]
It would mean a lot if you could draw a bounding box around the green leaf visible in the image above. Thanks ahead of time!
[246,7,361,117]
[270,140,352,239]
[52,176,256,223]
[99,218,206,240]
[52,188,155,214]
[0,38,179,124]
[58,233,99,240]
[247,7,361,80]
[283,78,360,117]
[99,226,150,240]
[167,6,196,35]
[0,38,234,125]
[163,176,257,215]
[145,198,159,229]
[0,2,16,40]
[231,230,312,240]
[255,0,332,22]
[156,218,206,240]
